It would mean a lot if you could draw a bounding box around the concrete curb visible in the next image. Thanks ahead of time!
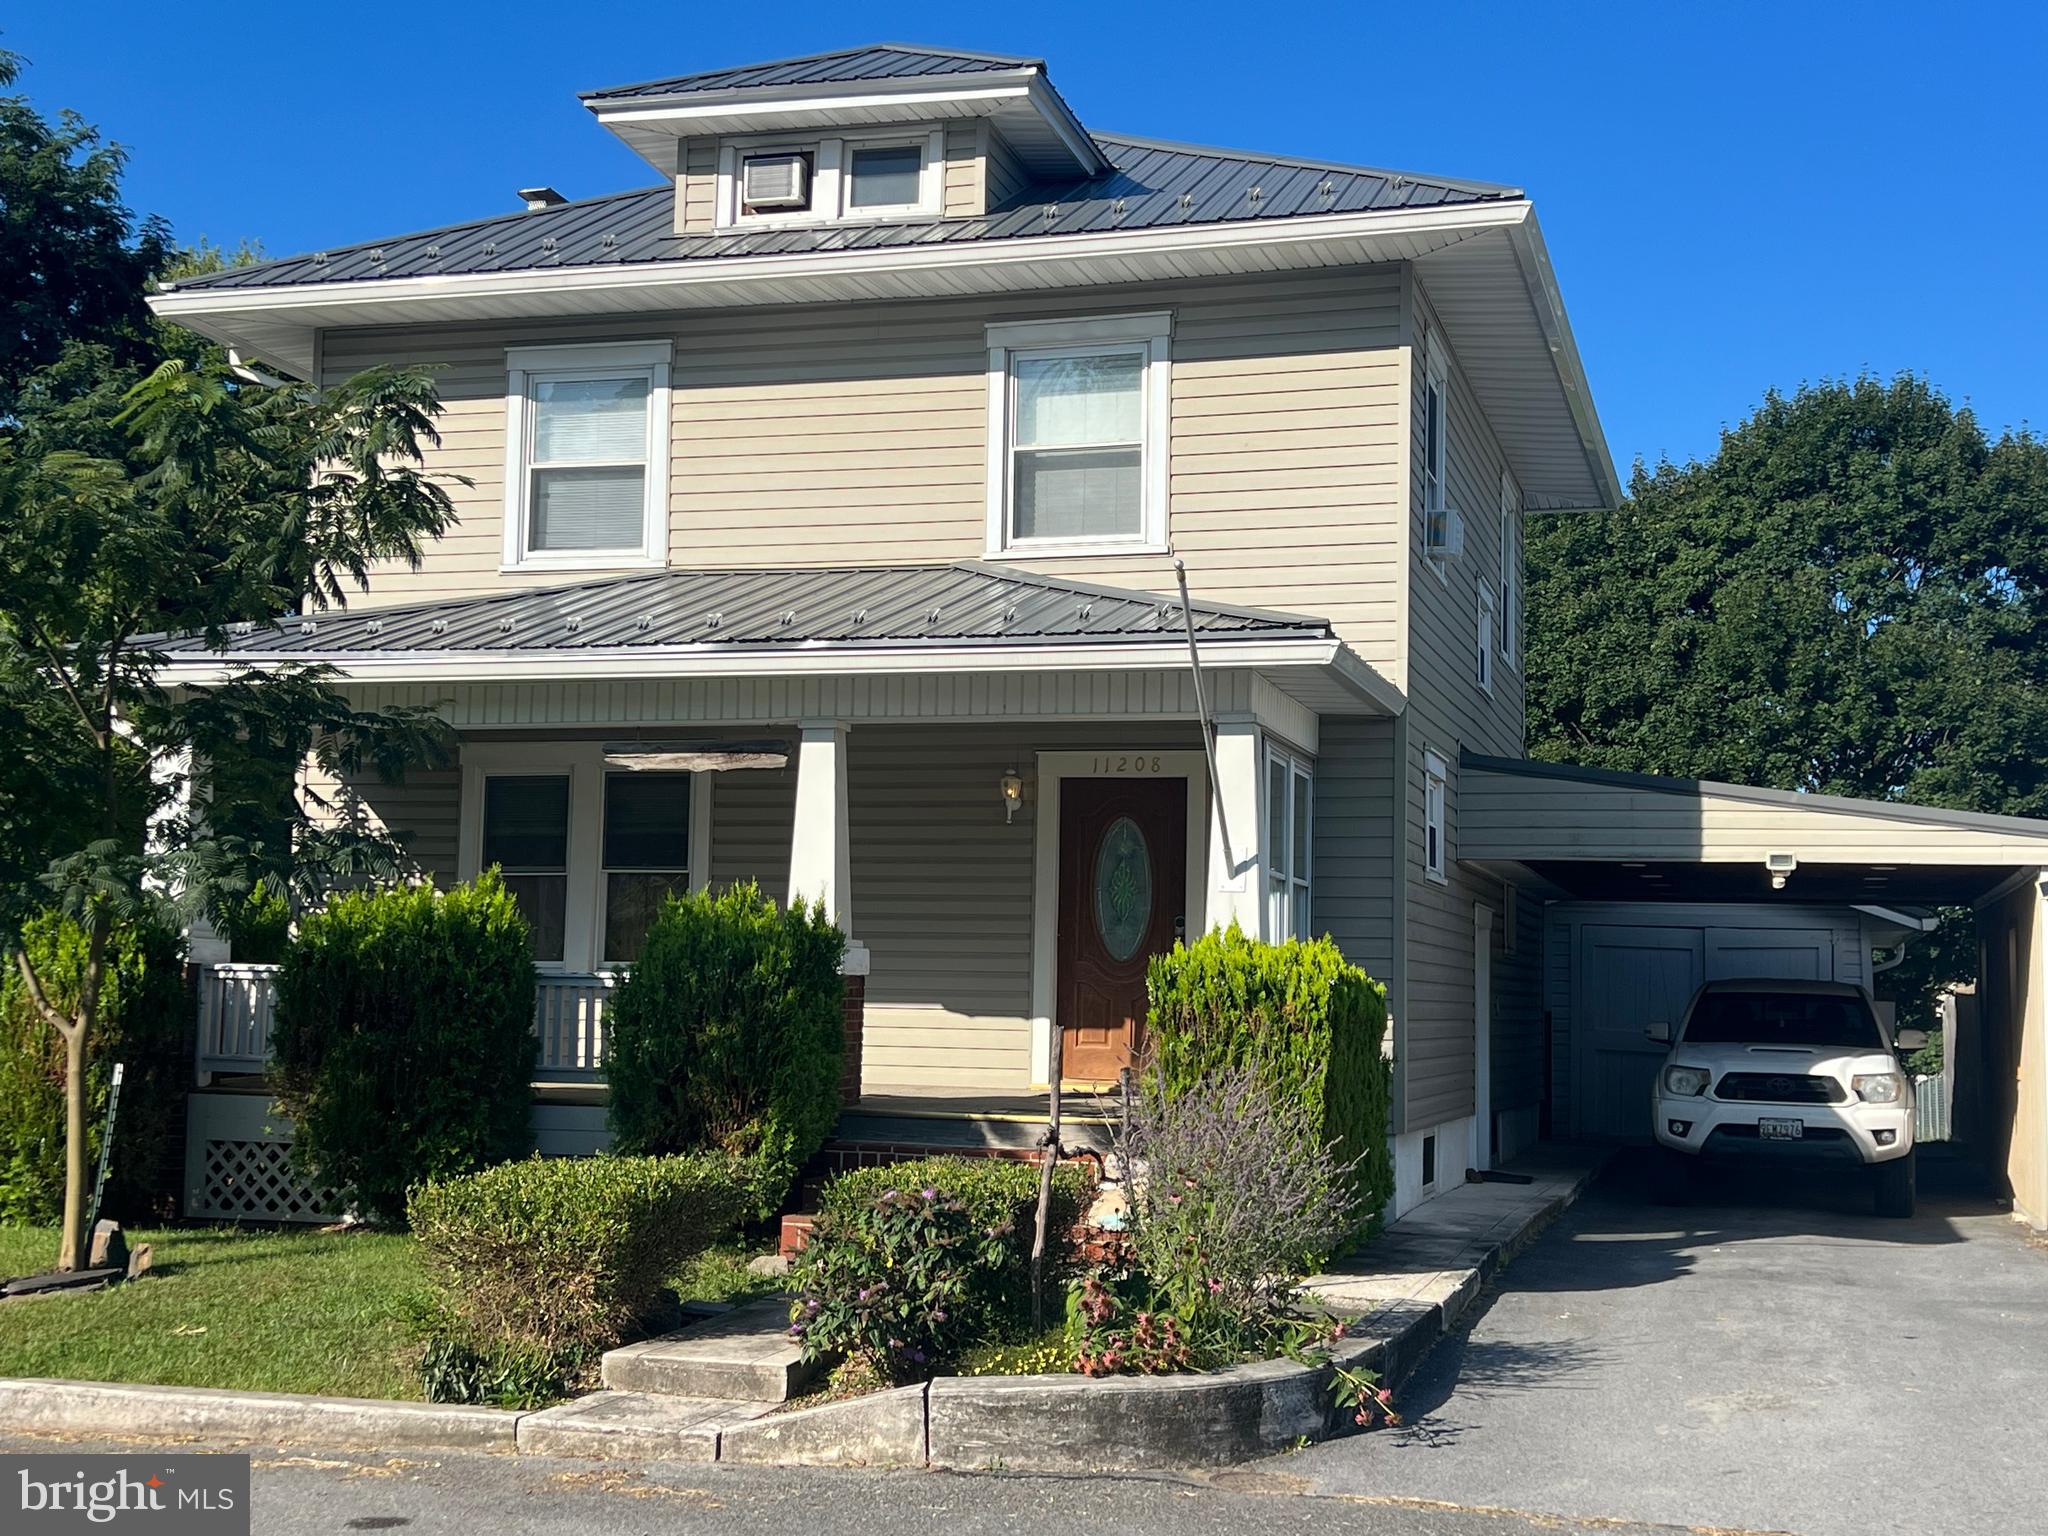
[0,1378,523,1451]
[0,1155,1605,1472]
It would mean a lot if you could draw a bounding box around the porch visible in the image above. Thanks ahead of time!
[165,563,1392,1217]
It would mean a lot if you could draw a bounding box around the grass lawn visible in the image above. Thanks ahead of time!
[0,1226,426,1401]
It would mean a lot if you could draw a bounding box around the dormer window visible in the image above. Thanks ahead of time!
[716,128,944,228]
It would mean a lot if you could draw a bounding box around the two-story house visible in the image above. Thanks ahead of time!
[154,44,2048,1228]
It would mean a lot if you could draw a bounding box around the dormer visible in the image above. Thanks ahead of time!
[579,43,1106,235]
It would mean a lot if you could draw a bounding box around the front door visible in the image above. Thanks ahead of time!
[1057,777,1188,1086]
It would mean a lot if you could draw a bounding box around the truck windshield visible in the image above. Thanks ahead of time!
[1683,992,1885,1049]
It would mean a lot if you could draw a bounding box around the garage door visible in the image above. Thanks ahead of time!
[1575,924,1837,1139]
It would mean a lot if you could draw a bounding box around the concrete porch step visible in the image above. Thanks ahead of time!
[600,1296,817,1402]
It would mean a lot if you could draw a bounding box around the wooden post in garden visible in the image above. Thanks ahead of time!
[1030,1022,1064,1331]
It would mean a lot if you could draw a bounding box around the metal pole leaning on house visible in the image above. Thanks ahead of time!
[1175,559,1240,880]
[1030,1021,1064,1330]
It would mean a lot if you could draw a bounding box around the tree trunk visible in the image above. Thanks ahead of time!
[58,1022,90,1271]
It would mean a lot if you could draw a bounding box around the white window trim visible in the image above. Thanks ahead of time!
[1422,336,1451,584]
[458,741,712,974]
[1498,470,1521,668]
[1423,747,1449,885]
[715,126,945,230]
[983,310,1172,560]
[1476,580,1496,696]
[1264,744,1314,942]
[502,340,672,573]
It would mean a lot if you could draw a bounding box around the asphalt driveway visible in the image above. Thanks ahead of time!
[1276,1149,2048,1536]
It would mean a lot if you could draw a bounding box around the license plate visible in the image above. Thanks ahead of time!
[1758,1118,1804,1141]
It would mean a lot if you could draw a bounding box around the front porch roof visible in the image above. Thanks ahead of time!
[146,561,1398,713]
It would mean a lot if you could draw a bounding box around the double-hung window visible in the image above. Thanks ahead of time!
[1476,581,1496,695]
[504,341,671,570]
[985,313,1171,556]
[482,775,570,962]
[601,771,692,965]
[1421,340,1452,573]
[1423,750,1449,883]
[1265,749,1314,941]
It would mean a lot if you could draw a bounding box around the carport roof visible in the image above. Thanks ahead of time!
[1459,752,2048,906]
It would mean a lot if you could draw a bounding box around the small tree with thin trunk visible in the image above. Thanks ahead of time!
[0,356,459,1270]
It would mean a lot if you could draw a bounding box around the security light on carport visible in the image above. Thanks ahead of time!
[1767,852,1798,890]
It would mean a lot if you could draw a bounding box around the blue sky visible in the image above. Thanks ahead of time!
[8,1,2042,474]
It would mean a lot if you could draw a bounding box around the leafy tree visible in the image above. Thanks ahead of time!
[0,48,170,416]
[0,357,459,1269]
[1527,374,2048,1026]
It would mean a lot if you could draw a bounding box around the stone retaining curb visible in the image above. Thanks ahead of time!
[0,1378,523,1451]
[0,1151,1605,1472]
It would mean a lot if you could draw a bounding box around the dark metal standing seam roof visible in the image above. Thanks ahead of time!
[580,44,1041,102]
[145,563,1332,659]
[166,134,1521,294]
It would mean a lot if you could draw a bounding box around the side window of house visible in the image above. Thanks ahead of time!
[1423,751,1448,883]
[1422,342,1452,573]
[1499,472,1521,667]
[504,341,671,570]
[985,313,1170,556]
[1476,581,1496,694]
[482,775,570,961]
[1265,749,1313,940]
[602,771,692,964]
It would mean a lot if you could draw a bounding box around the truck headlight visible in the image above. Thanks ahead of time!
[1662,1065,1711,1097]
[1853,1072,1906,1104]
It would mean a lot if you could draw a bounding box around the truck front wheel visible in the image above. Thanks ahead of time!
[1873,1148,1917,1219]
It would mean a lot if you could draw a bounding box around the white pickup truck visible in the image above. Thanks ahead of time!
[1648,979,1928,1217]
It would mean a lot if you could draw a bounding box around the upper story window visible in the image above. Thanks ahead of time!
[1421,338,1459,575]
[1423,749,1449,884]
[503,341,671,571]
[984,312,1171,558]
[1476,581,1496,695]
[719,128,945,228]
[1498,472,1521,667]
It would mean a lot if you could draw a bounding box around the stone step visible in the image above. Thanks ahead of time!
[516,1390,774,1460]
[600,1296,818,1402]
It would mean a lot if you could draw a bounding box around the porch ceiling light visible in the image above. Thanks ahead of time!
[1001,767,1024,824]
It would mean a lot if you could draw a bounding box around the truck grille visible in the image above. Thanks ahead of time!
[1715,1072,1845,1105]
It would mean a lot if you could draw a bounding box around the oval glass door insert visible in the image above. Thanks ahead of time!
[1093,815,1154,961]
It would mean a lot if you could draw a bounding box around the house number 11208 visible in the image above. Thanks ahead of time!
[1091,755,1165,774]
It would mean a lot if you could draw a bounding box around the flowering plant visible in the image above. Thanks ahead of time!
[788,1185,1014,1384]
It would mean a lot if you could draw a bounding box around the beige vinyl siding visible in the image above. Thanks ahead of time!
[1461,769,2048,866]
[707,764,794,905]
[942,121,983,216]
[316,265,1407,675]
[1312,716,1397,986]
[984,130,1029,209]
[676,139,719,234]
[302,756,461,888]
[1979,880,2048,1227]
[1396,272,1532,1132]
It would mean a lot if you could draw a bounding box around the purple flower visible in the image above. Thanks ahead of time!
[921,1187,939,1201]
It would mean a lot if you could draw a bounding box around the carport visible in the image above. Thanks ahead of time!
[1458,752,2048,1228]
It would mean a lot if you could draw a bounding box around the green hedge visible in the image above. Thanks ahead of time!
[1146,924,1392,1218]
[605,883,843,1218]
[408,1153,750,1366]
[271,873,536,1224]
[0,913,187,1225]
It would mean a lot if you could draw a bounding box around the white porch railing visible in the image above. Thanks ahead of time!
[197,963,282,1080]
[193,963,619,1082]
[532,971,620,1079]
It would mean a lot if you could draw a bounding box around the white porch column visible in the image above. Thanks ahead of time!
[149,746,230,965]
[788,720,855,941]
[1203,717,1266,939]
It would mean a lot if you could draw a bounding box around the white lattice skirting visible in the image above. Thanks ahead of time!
[184,1094,342,1223]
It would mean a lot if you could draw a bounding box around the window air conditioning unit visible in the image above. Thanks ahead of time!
[742,153,809,210]
[1427,503,1466,560]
